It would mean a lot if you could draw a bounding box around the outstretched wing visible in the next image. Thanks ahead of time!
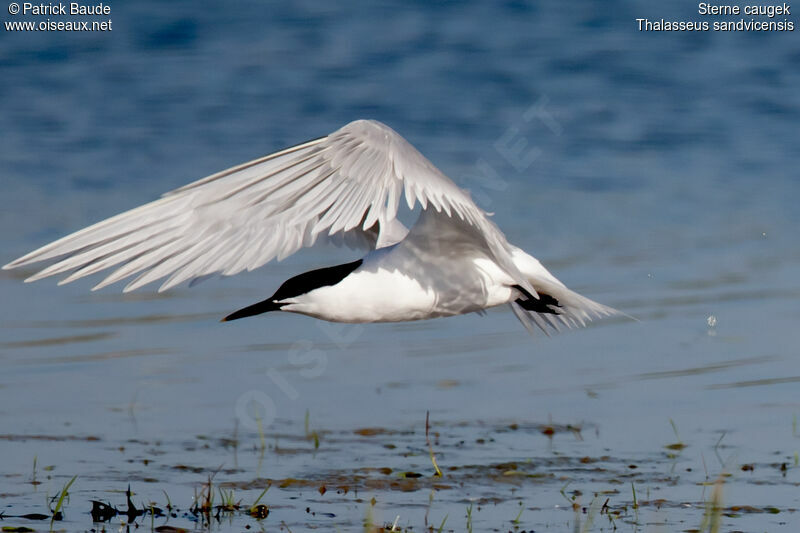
[4,120,518,293]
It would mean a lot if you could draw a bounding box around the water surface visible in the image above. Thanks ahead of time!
[1,1,799,530]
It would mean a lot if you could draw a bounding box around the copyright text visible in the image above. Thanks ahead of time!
[6,2,112,32]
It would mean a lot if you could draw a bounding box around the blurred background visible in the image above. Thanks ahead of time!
[1,1,799,529]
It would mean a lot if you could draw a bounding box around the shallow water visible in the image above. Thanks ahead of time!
[1,1,800,531]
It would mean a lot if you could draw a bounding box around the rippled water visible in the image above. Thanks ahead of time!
[1,1,800,531]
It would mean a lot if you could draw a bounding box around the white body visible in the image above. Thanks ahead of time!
[281,246,515,323]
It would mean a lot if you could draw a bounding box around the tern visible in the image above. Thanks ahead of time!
[4,120,621,334]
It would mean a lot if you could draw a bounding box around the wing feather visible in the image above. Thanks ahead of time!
[4,119,525,293]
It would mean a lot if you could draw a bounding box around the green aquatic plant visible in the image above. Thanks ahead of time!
[305,409,320,449]
[218,486,239,511]
[513,503,523,524]
[251,483,270,507]
[512,500,523,525]
[465,503,473,533]
[670,418,680,439]
[49,475,76,530]
[559,480,577,507]
[249,483,271,519]
[425,411,442,477]
[162,489,172,511]
[192,472,221,517]
[665,418,687,454]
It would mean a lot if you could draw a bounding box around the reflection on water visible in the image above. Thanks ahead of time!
[0,332,115,349]
[634,354,780,381]
[9,312,219,329]
[23,348,174,366]
[708,375,800,390]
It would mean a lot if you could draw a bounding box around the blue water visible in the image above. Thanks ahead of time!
[1,1,800,530]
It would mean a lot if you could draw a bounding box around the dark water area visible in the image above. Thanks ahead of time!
[1,1,799,531]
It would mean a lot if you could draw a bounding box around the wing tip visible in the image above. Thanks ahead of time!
[4,254,39,270]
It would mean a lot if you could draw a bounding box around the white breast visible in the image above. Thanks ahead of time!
[280,267,438,323]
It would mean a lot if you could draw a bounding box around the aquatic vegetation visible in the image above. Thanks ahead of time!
[425,411,442,477]
[305,409,321,450]
[665,418,688,454]
[49,475,76,530]
[1,417,797,531]
[248,483,271,519]
[436,513,448,532]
